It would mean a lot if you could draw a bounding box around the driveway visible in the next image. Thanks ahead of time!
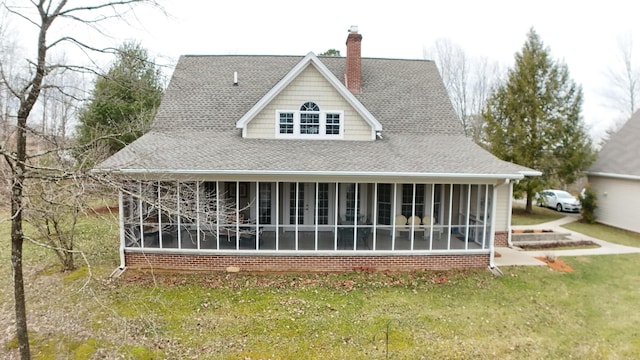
[495,214,640,267]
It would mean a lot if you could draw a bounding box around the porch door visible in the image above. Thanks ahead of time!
[287,183,332,228]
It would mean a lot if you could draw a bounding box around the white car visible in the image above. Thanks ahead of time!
[538,189,581,212]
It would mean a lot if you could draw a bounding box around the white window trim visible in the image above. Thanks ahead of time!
[275,109,344,139]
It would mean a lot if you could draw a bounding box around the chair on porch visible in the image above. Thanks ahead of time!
[407,215,421,230]
[422,215,443,240]
[394,214,409,238]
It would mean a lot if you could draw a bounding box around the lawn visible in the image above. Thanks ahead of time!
[562,221,640,247]
[2,213,640,359]
[511,201,565,225]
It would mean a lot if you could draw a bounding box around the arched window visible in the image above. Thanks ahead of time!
[277,101,343,138]
[300,102,320,134]
[300,102,320,111]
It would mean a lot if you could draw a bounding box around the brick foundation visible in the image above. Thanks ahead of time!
[124,252,490,272]
[494,231,508,247]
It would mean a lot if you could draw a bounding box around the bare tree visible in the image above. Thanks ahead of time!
[118,180,254,250]
[604,33,640,133]
[0,1,162,358]
[425,38,502,140]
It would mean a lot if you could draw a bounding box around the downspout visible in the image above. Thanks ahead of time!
[507,180,514,248]
[110,190,127,279]
[488,182,499,270]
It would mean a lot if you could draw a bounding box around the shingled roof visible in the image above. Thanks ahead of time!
[588,110,640,178]
[98,54,536,179]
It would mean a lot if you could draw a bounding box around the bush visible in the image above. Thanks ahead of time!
[580,186,597,224]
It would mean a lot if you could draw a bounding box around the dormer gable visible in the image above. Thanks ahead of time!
[235,52,382,140]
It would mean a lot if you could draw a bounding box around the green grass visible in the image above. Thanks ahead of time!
[2,213,640,358]
[57,258,640,359]
[511,201,565,225]
[562,221,640,248]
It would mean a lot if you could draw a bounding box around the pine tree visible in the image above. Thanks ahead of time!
[76,41,164,159]
[483,28,595,213]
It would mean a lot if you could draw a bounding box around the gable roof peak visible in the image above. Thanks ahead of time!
[235,52,382,135]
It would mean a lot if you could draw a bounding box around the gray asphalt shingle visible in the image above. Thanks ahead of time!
[588,110,640,177]
[98,54,533,178]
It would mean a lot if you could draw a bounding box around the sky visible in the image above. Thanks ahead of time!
[9,0,640,143]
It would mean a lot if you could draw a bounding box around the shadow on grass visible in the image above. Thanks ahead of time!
[511,201,565,226]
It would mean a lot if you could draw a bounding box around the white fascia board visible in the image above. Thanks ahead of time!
[235,52,382,133]
[585,171,640,181]
[112,168,527,180]
[519,169,542,176]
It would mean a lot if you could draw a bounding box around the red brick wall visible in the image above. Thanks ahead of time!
[345,31,362,94]
[494,231,508,247]
[124,252,490,272]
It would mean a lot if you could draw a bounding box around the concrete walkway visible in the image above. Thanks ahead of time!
[494,214,640,267]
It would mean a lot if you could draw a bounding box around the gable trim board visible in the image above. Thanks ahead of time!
[236,52,382,138]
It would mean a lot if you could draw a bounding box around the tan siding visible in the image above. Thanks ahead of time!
[245,64,372,140]
[493,184,511,232]
[590,176,640,233]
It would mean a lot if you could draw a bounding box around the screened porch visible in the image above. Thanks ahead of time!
[121,181,494,253]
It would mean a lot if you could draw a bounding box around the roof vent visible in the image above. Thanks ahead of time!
[233,71,238,86]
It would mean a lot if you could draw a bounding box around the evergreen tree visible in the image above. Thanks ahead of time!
[483,29,595,213]
[76,41,164,158]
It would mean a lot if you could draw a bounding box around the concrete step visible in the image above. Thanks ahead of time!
[512,231,572,242]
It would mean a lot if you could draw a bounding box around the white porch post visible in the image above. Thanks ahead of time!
[447,184,453,249]
[118,190,126,269]
[489,182,500,267]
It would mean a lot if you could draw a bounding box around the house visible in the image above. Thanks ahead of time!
[586,110,640,233]
[97,28,539,272]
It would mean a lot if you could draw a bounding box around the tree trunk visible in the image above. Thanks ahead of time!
[62,251,74,272]
[525,191,534,214]
[11,116,30,359]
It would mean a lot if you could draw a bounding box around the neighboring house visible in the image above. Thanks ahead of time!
[97,28,539,272]
[586,110,640,233]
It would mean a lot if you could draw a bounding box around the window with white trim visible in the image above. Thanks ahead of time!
[277,102,343,139]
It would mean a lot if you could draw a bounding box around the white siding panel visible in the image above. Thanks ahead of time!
[493,184,511,232]
[590,176,640,233]
[245,64,372,140]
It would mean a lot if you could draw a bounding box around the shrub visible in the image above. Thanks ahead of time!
[580,186,597,224]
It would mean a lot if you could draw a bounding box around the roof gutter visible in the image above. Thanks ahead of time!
[94,168,532,180]
[585,171,640,181]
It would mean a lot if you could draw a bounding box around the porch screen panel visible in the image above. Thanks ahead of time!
[199,181,218,250]
[377,184,392,225]
[375,183,393,250]
[259,183,272,224]
[122,182,141,247]
[139,181,161,248]
[158,181,179,249]
[344,183,361,222]
[483,185,493,250]
[317,183,329,225]
[178,182,199,249]
[401,184,425,218]
[289,183,304,225]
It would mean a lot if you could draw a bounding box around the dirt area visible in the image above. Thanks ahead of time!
[535,257,574,272]
[90,205,119,215]
[518,240,598,250]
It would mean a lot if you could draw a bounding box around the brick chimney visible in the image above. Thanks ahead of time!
[345,25,362,94]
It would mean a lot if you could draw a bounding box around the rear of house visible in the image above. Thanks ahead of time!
[98,28,538,272]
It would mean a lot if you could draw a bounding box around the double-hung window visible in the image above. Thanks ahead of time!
[277,102,343,139]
